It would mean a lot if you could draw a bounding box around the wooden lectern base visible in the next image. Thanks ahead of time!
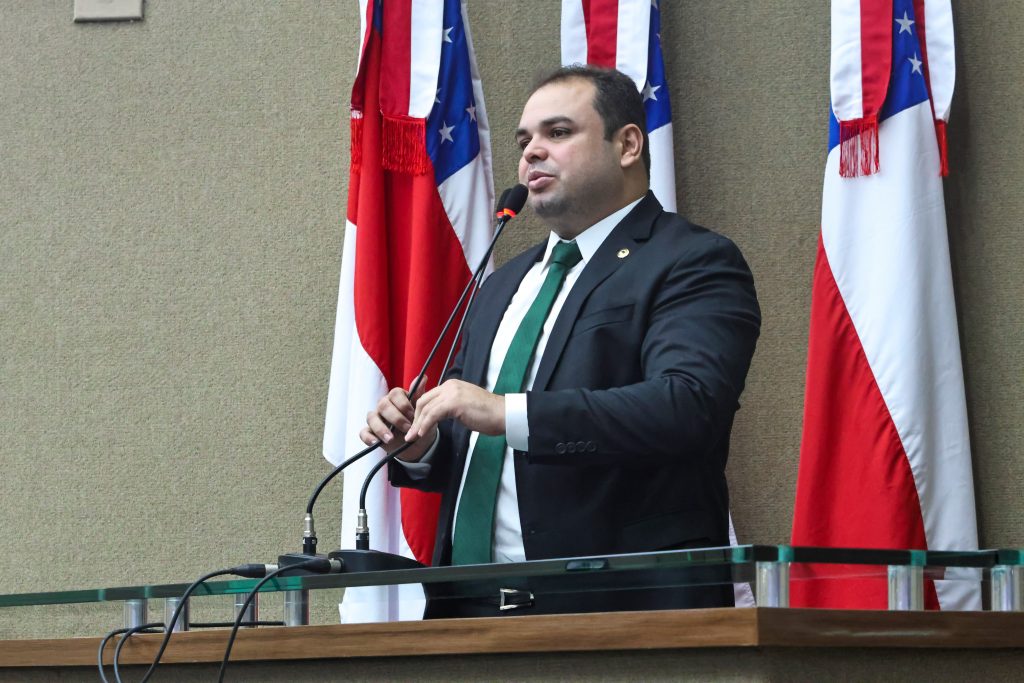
[1,608,1022,681]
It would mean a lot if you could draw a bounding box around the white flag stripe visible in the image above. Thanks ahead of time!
[324,224,375,466]
[830,0,867,120]
[647,123,677,213]
[560,0,588,65]
[332,224,427,624]
[356,0,371,74]
[923,0,955,121]
[614,0,651,88]
[437,156,496,277]
[408,0,445,117]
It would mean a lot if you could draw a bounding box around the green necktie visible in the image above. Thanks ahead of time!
[451,240,583,565]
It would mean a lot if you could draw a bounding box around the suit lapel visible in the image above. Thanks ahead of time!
[532,193,662,392]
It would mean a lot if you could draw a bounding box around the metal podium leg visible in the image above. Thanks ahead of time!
[235,592,260,626]
[283,589,309,626]
[991,565,1024,612]
[755,561,790,607]
[123,599,148,629]
[164,596,190,632]
[887,564,924,610]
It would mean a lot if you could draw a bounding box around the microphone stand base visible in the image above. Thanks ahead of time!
[277,550,425,575]
[277,552,332,575]
[327,549,425,572]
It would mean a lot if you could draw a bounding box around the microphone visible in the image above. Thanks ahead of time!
[353,184,529,551]
[280,184,527,574]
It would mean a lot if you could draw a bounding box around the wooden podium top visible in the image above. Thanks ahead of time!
[2,608,1023,668]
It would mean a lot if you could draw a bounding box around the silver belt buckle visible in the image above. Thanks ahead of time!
[498,587,534,611]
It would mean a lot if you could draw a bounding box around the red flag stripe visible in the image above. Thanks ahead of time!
[791,238,938,609]
[378,0,413,117]
[581,0,619,67]
[859,0,894,118]
[348,20,472,565]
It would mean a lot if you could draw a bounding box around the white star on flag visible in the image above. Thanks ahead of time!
[438,120,455,143]
[895,11,914,35]
[466,103,477,122]
[641,81,660,102]
[908,52,922,74]
[435,88,441,104]
[443,26,454,43]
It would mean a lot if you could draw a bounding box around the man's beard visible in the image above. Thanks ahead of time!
[531,189,576,219]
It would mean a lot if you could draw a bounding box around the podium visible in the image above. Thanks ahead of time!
[0,546,1021,681]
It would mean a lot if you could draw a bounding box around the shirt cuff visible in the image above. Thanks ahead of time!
[393,428,439,480]
[505,393,529,451]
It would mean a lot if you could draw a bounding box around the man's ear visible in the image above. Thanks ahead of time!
[617,123,644,170]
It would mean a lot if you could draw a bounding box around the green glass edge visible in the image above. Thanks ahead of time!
[0,545,1014,609]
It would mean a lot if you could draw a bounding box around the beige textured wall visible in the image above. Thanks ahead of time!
[0,0,1021,644]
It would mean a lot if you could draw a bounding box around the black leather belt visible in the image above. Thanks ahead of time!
[453,587,534,611]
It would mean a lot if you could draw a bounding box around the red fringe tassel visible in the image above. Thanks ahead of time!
[838,115,879,178]
[381,115,430,175]
[935,119,949,177]
[349,113,364,173]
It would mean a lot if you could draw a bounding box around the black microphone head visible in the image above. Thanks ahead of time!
[494,187,511,215]
[503,184,529,215]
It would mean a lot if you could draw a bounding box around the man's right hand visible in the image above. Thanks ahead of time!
[359,378,433,462]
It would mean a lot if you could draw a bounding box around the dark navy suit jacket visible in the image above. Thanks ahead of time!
[389,193,760,612]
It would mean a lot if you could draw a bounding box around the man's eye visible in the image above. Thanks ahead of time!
[517,138,530,150]
[550,128,570,138]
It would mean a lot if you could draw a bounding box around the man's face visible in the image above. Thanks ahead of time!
[515,79,623,231]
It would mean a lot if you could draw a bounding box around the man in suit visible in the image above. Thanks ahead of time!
[361,65,760,616]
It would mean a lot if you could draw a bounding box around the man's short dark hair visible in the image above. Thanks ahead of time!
[532,65,651,176]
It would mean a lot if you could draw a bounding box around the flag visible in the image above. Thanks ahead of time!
[324,0,495,622]
[792,0,978,610]
[561,0,676,210]
[561,0,754,607]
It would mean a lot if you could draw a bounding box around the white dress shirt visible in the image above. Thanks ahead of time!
[405,198,641,562]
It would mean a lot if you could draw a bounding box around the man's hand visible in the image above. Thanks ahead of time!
[360,378,432,461]
[405,379,506,442]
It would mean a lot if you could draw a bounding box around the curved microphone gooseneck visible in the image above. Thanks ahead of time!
[295,184,528,563]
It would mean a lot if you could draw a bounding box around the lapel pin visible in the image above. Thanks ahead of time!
[617,248,630,259]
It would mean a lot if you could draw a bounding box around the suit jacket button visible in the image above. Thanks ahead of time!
[575,441,586,452]
[586,441,597,452]
[566,442,576,453]
[555,442,566,454]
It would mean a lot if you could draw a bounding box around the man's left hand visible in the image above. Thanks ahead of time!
[405,379,505,441]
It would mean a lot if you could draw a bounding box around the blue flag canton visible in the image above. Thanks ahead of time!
[828,0,932,150]
[426,0,481,185]
[644,2,672,133]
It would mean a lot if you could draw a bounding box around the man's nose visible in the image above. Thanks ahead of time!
[521,138,547,163]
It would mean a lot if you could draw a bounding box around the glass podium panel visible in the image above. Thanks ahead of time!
[0,545,1020,638]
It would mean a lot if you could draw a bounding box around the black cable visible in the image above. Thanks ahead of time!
[440,262,488,381]
[218,559,326,682]
[352,265,483,535]
[353,205,520,533]
[305,441,380,516]
[99,619,285,682]
[354,244,494,521]
[138,564,272,683]
[304,199,520,524]
[98,626,130,683]
[112,622,164,683]
[356,440,411,516]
